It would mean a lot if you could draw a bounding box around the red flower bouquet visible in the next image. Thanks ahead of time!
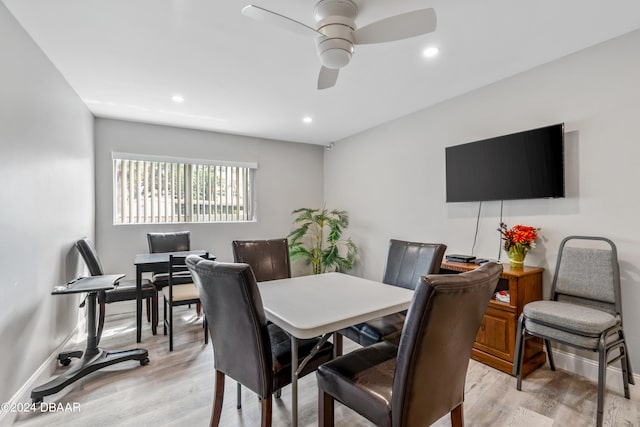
[498,223,539,267]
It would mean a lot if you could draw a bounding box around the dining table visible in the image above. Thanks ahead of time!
[257,272,414,427]
[134,250,214,343]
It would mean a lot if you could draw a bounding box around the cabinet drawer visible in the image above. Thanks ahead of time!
[474,306,516,361]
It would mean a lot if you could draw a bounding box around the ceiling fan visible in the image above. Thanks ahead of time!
[241,0,437,90]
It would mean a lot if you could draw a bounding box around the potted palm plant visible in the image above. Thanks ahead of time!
[288,207,358,274]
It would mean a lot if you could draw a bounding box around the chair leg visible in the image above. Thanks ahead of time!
[204,315,209,345]
[274,389,281,399]
[451,402,464,427]
[162,297,167,335]
[237,383,242,409]
[513,314,524,377]
[620,330,635,385]
[151,293,158,335]
[146,297,151,322]
[260,396,272,427]
[210,370,225,427]
[168,302,174,352]
[197,302,202,317]
[597,347,607,427]
[545,339,556,371]
[318,389,334,427]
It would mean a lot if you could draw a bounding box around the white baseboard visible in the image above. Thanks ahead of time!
[550,347,639,391]
[0,325,82,427]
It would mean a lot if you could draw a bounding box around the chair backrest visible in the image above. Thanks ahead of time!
[551,236,621,315]
[232,238,291,282]
[147,231,191,253]
[392,262,502,427]
[186,256,273,399]
[75,238,105,276]
[383,239,447,290]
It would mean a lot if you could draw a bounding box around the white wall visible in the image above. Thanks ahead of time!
[95,118,324,279]
[0,3,94,405]
[325,29,640,369]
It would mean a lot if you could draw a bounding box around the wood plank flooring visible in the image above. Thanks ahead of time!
[11,307,640,426]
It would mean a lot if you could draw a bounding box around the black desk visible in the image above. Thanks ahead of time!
[134,250,214,343]
[31,275,149,402]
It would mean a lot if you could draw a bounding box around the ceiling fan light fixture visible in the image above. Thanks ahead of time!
[320,48,352,69]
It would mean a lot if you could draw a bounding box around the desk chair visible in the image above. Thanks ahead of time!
[164,254,209,351]
[340,239,447,348]
[317,262,502,427]
[76,238,158,339]
[31,275,149,403]
[513,236,634,427]
[186,257,333,427]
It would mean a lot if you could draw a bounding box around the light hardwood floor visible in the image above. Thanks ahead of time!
[12,307,640,427]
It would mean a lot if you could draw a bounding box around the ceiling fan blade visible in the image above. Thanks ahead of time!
[353,8,436,45]
[241,5,320,38]
[318,66,339,90]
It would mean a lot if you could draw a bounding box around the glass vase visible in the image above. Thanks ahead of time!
[507,245,527,268]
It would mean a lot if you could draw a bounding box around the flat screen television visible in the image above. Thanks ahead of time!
[445,123,565,202]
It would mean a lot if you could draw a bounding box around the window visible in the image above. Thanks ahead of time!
[113,153,256,224]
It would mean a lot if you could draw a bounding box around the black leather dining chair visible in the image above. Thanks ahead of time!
[340,239,447,347]
[75,238,158,339]
[317,262,502,427]
[147,231,198,313]
[232,238,292,406]
[185,256,333,427]
[232,238,291,282]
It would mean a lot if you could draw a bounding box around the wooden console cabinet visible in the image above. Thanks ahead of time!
[441,261,547,376]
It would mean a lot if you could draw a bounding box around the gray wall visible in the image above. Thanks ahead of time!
[325,30,640,369]
[0,3,94,404]
[95,118,324,280]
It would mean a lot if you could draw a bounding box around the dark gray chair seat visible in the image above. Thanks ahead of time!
[341,239,446,347]
[318,263,503,427]
[524,300,617,348]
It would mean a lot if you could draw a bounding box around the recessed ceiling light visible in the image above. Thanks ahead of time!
[423,47,439,58]
[172,95,184,103]
[303,116,313,124]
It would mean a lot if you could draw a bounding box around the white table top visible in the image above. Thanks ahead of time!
[258,272,414,339]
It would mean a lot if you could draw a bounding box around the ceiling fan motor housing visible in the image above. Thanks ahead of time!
[314,0,357,69]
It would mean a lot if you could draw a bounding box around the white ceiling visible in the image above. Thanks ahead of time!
[5,0,640,145]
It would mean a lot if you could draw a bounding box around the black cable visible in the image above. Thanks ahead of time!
[497,200,504,261]
[471,201,482,256]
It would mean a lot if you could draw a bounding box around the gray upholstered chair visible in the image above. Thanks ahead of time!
[185,257,333,427]
[232,238,291,282]
[513,236,634,427]
[340,239,447,346]
[317,262,503,427]
[75,238,158,340]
